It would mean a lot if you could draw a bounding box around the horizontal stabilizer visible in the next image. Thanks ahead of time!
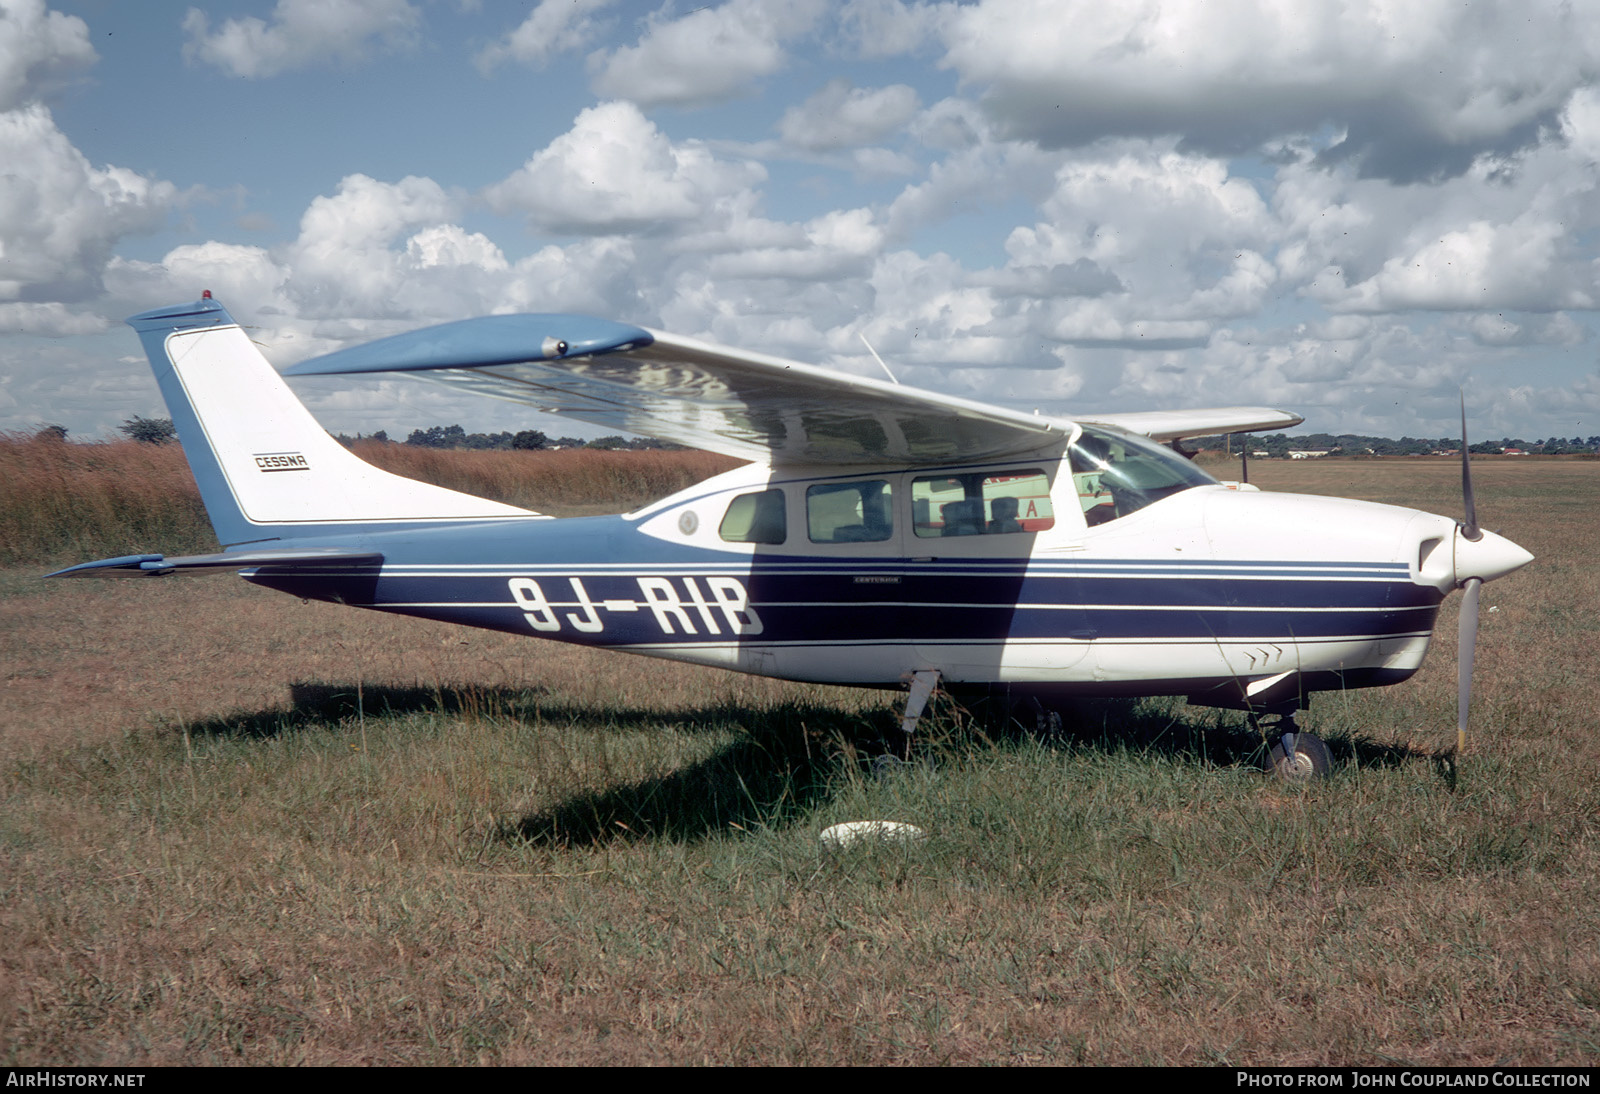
[47,548,384,579]
[1080,407,1305,442]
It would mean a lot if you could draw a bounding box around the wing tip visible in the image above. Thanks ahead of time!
[285,314,655,377]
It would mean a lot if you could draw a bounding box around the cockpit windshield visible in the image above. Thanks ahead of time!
[1068,424,1218,526]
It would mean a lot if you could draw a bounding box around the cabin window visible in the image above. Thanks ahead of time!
[807,480,894,543]
[1068,424,1217,525]
[911,470,1055,538]
[719,489,786,544]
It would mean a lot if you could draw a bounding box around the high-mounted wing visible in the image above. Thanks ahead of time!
[286,315,1068,467]
[1082,407,1305,442]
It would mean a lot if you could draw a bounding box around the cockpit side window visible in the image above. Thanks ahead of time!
[1069,425,1217,525]
[807,480,893,543]
[719,488,786,544]
[911,470,1055,538]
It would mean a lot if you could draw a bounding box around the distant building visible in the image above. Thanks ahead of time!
[1288,449,1332,459]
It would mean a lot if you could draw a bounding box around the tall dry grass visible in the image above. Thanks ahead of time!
[0,433,217,567]
[349,440,739,514]
[0,434,740,568]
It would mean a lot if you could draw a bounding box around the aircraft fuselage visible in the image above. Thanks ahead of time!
[243,456,1465,710]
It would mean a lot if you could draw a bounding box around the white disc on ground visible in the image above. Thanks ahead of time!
[819,821,926,850]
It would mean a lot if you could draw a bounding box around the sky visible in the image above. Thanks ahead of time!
[4,0,1600,444]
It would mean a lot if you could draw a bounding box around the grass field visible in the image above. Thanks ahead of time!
[1,451,1597,1064]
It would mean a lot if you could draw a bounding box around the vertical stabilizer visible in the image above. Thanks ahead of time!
[127,297,533,547]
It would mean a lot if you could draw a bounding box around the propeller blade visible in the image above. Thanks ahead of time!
[1460,391,1480,541]
[1456,575,1481,754]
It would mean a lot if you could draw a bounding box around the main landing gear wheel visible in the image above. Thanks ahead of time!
[1264,729,1333,781]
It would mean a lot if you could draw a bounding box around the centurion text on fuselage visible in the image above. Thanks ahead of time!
[48,294,1533,776]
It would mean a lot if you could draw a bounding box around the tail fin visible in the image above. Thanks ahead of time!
[127,297,533,547]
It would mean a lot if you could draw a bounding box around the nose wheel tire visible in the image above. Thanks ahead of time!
[1264,730,1333,780]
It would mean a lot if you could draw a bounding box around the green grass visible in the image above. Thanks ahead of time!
[2,458,1598,1063]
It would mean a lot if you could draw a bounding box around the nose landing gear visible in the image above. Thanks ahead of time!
[1254,713,1333,780]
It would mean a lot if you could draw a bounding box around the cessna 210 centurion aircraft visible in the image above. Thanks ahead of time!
[50,295,1533,778]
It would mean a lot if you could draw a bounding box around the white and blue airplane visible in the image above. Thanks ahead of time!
[50,294,1533,777]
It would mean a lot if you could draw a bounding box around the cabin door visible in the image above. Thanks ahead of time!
[905,466,1090,682]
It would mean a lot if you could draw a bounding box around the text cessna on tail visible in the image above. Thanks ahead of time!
[51,295,1533,777]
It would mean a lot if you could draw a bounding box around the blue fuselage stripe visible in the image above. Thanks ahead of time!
[245,534,1439,650]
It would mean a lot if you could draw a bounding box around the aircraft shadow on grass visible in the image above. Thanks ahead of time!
[496,696,1439,848]
[172,685,1435,845]
[177,681,552,740]
[1020,698,1430,773]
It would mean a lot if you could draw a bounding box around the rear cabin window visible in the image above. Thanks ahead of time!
[807,480,894,543]
[718,489,786,544]
[911,470,1055,538]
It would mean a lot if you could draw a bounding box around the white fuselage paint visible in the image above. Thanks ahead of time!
[351,459,1454,694]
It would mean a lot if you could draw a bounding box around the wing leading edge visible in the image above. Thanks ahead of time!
[1082,407,1305,442]
[286,314,1301,464]
[287,315,1066,466]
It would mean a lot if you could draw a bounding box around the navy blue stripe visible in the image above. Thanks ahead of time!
[250,566,1441,648]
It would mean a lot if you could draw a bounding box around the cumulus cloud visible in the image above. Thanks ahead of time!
[938,0,1600,181]
[285,173,492,318]
[588,0,824,108]
[984,144,1278,347]
[33,2,1600,442]
[104,170,658,362]
[908,96,989,152]
[484,101,765,235]
[0,0,95,110]
[1333,219,1591,313]
[835,0,948,58]
[0,300,108,336]
[475,0,613,73]
[883,136,1057,241]
[105,241,292,317]
[707,208,884,280]
[778,80,920,151]
[0,103,177,302]
[1277,131,1600,316]
[1462,312,1587,348]
[182,0,420,79]
[1562,87,1600,163]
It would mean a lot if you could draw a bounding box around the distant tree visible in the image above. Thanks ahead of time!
[512,430,547,450]
[406,424,467,448]
[34,423,67,442]
[586,435,627,450]
[464,430,514,450]
[371,429,389,443]
[120,415,176,445]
